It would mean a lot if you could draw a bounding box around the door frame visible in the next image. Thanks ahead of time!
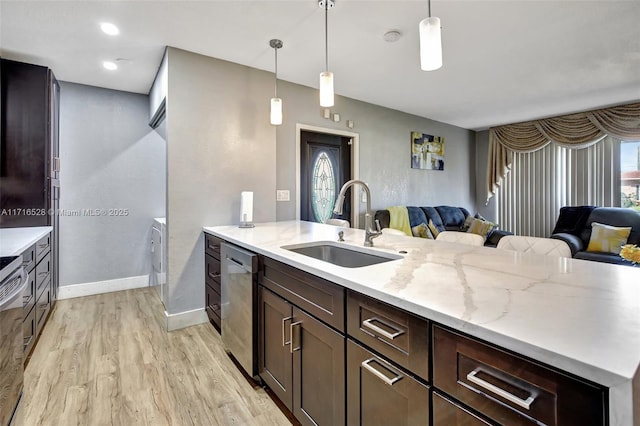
[295,123,360,228]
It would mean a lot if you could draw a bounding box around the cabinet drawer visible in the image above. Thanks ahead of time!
[23,268,36,315]
[22,244,36,272]
[35,286,51,336]
[432,326,606,426]
[35,251,51,299]
[205,234,223,259]
[432,392,492,426]
[260,257,345,331]
[205,283,221,330]
[35,233,51,263]
[347,339,429,426]
[205,254,221,285]
[23,305,36,358]
[347,290,429,381]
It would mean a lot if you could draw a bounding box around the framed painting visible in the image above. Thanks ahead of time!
[411,132,444,170]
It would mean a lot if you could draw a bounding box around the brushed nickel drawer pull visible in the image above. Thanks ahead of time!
[362,317,404,340]
[361,358,403,385]
[282,316,292,346]
[290,321,302,353]
[466,369,536,410]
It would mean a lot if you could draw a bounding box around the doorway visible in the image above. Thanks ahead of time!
[296,125,359,227]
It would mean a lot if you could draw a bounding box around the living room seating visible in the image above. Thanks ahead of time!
[497,235,572,258]
[326,218,350,227]
[374,205,512,247]
[436,231,485,247]
[551,206,640,265]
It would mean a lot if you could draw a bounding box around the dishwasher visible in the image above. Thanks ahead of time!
[220,242,258,378]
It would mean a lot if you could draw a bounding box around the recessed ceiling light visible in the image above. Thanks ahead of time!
[103,61,118,71]
[100,22,119,36]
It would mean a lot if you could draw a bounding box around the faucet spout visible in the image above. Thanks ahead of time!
[333,180,382,247]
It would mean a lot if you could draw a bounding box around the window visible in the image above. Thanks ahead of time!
[498,137,619,237]
[621,141,640,211]
[311,151,336,223]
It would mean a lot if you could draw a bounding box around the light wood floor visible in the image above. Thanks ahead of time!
[16,287,292,426]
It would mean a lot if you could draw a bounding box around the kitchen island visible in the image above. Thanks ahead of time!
[204,220,640,425]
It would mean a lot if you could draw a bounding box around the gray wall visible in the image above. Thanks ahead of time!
[59,82,165,286]
[165,48,276,315]
[475,130,498,222]
[275,81,477,221]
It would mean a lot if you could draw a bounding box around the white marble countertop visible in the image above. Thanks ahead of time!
[0,226,53,256]
[204,220,640,425]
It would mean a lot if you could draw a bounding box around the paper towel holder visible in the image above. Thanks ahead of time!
[239,191,255,228]
[239,216,255,228]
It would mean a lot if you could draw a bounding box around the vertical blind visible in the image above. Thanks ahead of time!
[497,137,620,237]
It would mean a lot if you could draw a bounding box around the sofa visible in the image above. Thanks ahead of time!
[374,205,512,247]
[551,206,640,265]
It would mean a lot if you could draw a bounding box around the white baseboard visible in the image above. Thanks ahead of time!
[165,308,208,331]
[58,275,150,300]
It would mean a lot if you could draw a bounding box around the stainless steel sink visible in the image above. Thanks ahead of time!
[282,241,402,268]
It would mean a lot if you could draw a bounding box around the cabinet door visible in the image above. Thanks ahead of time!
[292,307,345,426]
[347,339,429,426]
[258,286,294,410]
[432,392,491,426]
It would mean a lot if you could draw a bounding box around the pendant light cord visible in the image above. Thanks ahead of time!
[274,46,278,97]
[325,1,329,72]
[428,0,431,17]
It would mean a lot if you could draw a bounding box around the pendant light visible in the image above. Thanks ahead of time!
[419,0,442,71]
[269,39,283,125]
[319,0,335,107]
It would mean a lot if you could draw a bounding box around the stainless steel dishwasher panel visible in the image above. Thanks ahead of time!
[220,242,258,377]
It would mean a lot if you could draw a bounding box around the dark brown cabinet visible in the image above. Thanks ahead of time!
[432,392,491,426]
[432,325,606,426]
[258,257,346,426]
[347,339,429,426]
[22,232,53,365]
[258,285,293,409]
[346,289,429,382]
[1,58,60,306]
[204,234,223,330]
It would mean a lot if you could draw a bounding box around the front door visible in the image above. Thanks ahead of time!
[300,130,351,224]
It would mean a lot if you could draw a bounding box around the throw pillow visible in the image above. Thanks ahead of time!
[586,222,632,254]
[466,218,498,240]
[461,215,475,232]
[427,219,440,238]
[412,222,434,239]
[474,212,487,221]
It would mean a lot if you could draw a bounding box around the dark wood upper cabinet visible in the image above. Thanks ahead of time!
[1,59,58,227]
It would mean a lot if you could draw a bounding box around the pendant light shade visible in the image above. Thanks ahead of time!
[319,0,335,107]
[419,0,442,71]
[269,39,283,126]
[270,97,282,125]
[319,71,334,107]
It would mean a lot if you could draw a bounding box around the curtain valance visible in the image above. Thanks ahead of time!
[486,101,640,203]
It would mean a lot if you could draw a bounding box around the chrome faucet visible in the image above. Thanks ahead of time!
[333,179,382,247]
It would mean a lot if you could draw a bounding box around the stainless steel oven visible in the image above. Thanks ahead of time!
[0,255,27,426]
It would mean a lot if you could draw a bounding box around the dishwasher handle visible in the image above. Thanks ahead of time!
[221,242,258,274]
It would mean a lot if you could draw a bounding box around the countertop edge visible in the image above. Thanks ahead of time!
[0,226,53,256]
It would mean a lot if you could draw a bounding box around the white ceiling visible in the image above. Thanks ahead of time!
[1,0,639,130]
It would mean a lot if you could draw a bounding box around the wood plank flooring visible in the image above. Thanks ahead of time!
[16,287,292,426]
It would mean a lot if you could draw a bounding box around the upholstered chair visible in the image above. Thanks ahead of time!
[497,235,572,258]
[435,231,485,247]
